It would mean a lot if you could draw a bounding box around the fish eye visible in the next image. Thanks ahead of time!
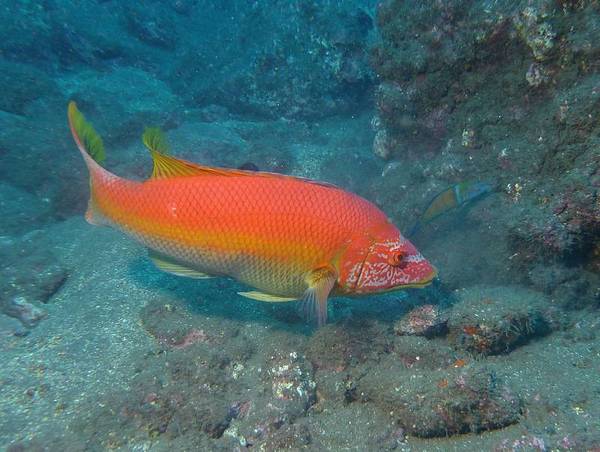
[388,250,406,267]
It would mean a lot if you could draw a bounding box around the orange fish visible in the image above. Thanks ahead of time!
[67,102,436,326]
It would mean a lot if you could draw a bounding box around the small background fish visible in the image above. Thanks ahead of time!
[409,181,493,236]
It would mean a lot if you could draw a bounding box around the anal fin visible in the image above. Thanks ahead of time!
[85,204,100,226]
[238,291,296,302]
[300,266,337,327]
[85,201,106,226]
[149,253,214,279]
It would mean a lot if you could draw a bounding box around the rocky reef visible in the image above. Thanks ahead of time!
[371,0,599,304]
[0,0,376,123]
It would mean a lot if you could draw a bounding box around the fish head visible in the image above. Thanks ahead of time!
[338,221,436,295]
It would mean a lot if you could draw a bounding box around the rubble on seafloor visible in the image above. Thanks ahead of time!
[87,298,318,449]
[5,277,600,449]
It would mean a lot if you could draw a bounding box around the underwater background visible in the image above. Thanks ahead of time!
[1,0,599,450]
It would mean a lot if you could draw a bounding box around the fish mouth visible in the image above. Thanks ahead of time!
[366,267,437,295]
[414,267,438,287]
[396,267,438,290]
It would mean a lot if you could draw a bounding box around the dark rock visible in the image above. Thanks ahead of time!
[0,3,52,64]
[0,236,67,327]
[3,297,46,328]
[170,0,199,16]
[0,61,61,115]
[0,108,84,222]
[140,299,207,350]
[124,3,177,50]
[447,286,562,355]
[59,68,181,145]
[528,264,599,309]
[528,263,580,294]
[108,347,236,442]
[0,183,52,235]
[0,313,30,337]
[263,351,316,418]
[361,360,522,438]
[305,321,391,372]
[169,2,374,119]
[195,104,231,122]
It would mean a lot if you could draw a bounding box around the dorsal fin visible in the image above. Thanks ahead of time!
[142,127,209,179]
[142,127,260,179]
[142,127,170,155]
[140,127,342,190]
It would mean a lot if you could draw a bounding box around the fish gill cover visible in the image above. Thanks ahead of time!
[0,0,599,450]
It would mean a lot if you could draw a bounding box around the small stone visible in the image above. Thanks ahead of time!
[0,314,29,337]
[4,297,46,328]
[373,129,392,159]
[461,128,476,148]
[526,63,549,87]
[394,305,448,338]
[359,359,522,438]
[447,286,560,355]
[266,351,316,415]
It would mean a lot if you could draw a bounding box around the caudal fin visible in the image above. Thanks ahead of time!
[67,101,106,164]
[67,101,113,225]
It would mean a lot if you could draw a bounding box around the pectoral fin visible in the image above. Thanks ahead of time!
[300,266,337,327]
[149,253,214,279]
[238,291,297,302]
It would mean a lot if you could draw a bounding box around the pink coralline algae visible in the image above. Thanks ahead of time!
[172,328,209,349]
[229,400,252,420]
[496,435,546,451]
[423,105,450,140]
[394,304,448,337]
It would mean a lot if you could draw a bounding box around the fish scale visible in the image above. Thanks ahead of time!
[92,172,378,297]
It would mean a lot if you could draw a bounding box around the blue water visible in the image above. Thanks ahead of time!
[1,1,599,450]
